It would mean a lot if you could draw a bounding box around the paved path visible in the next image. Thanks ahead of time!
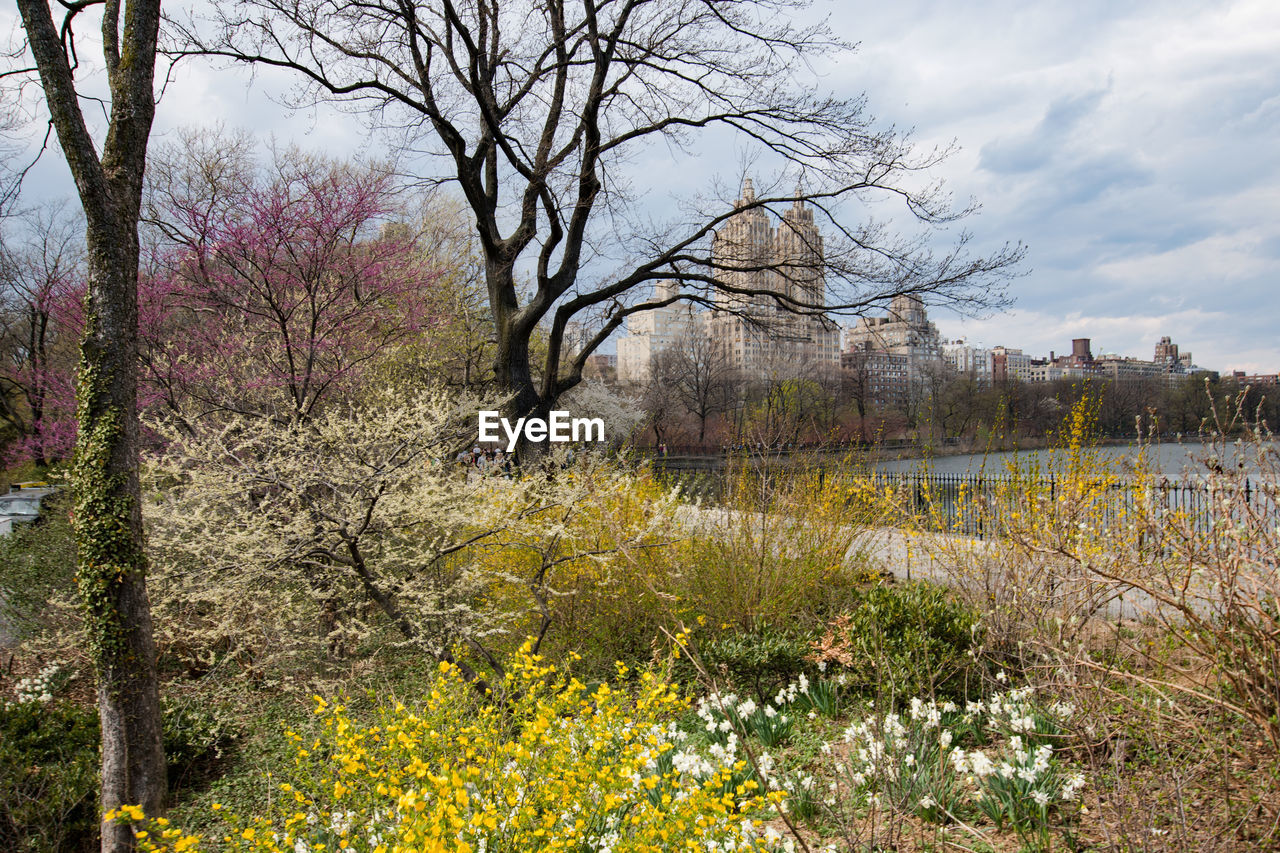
[854,525,1164,621]
[676,504,1164,622]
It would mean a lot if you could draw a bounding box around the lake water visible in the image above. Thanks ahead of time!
[656,440,1279,536]
[873,440,1274,480]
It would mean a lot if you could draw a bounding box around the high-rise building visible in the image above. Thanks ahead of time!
[1094,354,1166,383]
[841,345,911,407]
[1152,336,1203,381]
[615,281,700,381]
[991,346,1033,382]
[705,179,840,377]
[942,340,994,384]
[1154,336,1180,367]
[842,293,944,389]
[838,296,945,408]
[844,295,943,363]
[615,179,840,382]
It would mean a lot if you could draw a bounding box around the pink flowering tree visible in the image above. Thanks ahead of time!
[1,153,438,466]
[143,153,437,426]
[0,208,82,466]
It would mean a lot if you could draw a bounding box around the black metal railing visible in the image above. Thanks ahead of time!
[653,466,1279,542]
[637,436,941,460]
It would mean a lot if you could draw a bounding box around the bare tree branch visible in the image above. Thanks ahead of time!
[169,0,1024,442]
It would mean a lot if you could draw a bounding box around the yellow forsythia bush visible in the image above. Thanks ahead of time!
[109,644,780,852]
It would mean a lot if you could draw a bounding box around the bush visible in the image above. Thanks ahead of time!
[673,462,876,631]
[812,580,984,702]
[0,690,241,852]
[0,699,99,852]
[545,459,880,687]
[162,699,241,794]
[692,619,816,702]
[0,493,76,645]
[528,470,681,678]
[110,643,786,853]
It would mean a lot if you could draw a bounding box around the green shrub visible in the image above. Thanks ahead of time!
[673,461,876,631]
[162,698,305,837]
[162,698,241,794]
[0,699,99,853]
[0,495,76,644]
[692,619,816,701]
[812,580,983,702]
[0,692,240,852]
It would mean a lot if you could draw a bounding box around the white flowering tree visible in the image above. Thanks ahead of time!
[143,388,668,690]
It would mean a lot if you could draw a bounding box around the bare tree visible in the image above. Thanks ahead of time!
[12,0,167,845]
[840,347,874,443]
[0,97,27,217]
[642,348,685,448]
[666,329,733,446]
[1098,376,1162,438]
[932,370,986,441]
[174,0,1023,441]
[732,335,837,446]
[0,205,83,464]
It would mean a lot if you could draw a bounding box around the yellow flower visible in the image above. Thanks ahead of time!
[110,804,147,822]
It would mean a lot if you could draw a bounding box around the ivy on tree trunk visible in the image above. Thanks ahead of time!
[15,0,167,848]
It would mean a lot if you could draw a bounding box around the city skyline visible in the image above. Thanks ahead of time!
[619,262,1253,381]
[4,1,1277,373]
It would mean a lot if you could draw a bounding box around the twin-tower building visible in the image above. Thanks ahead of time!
[617,179,841,382]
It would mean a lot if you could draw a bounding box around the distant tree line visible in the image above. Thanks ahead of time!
[923,371,1277,445]
[625,330,1273,451]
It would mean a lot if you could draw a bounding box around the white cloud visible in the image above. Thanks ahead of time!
[1093,231,1275,287]
[812,0,1280,373]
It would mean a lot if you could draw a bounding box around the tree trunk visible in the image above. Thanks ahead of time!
[488,265,555,461]
[488,264,540,407]
[75,216,166,850]
[16,0,167,846]
[496,337,549,461]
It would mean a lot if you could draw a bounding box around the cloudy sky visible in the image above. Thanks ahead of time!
[7,0,1279,373]
[828,0,1280,374]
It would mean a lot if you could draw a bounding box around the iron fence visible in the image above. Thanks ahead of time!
[860,471,1268,539]
[654,466,1279,542]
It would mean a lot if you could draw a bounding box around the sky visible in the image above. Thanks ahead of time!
[825,0,1280,374]
[5,0,1278,374]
